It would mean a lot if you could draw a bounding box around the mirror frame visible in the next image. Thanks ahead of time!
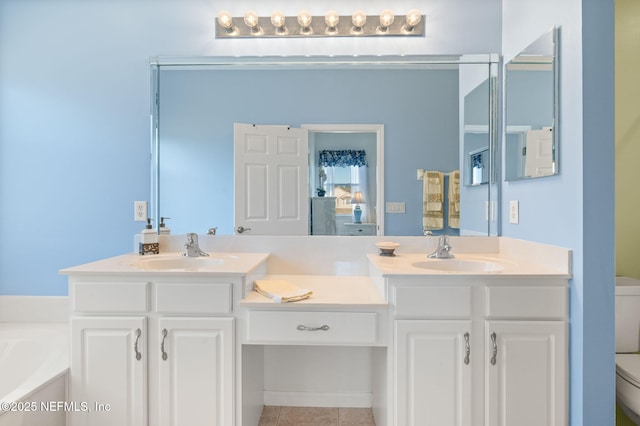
[149,54,500,236]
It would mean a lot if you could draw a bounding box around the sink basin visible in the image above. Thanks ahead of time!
[411,259,504,272]
[131,256,229,271]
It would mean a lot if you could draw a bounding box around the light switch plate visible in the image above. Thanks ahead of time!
[509,200,519,224]
[386,202,406,213]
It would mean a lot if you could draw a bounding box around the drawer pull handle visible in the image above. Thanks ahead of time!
[464,332,470,365]
[134,328,142,361]
[490,332,497,365]
[161,328,168,361]
[297,324,330,332]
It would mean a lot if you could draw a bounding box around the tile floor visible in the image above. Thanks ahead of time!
[258,406,376,426]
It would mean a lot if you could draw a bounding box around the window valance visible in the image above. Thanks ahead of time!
[318,149,368,167]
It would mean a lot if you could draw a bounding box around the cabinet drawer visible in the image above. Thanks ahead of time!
[486,286,567,319]
[155,282,232,314]
[72,281,148,313]
[394,286,471,318]
[345,224,376,236]
[246,311,377,345]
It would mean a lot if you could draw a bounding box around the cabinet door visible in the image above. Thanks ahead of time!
[485,321,567,426]
[156,317,234,426]
[70,316,146,426]
[395,320,473,426]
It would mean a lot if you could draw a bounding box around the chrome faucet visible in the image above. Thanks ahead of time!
[183,233,209,257]
[428,234,455,259]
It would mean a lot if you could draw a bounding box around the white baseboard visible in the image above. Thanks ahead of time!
[0,296,69,322]
[263,391,372,408]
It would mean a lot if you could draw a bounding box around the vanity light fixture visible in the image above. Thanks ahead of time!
[271,10,287,34]
[324,10,339,34]
[214,9,425,38]
[404,9,422,32]
[351,10,367,33]
[297,10,313,35]
[216,11,236,34]
[378,9,394,33]
[243,10,262,34]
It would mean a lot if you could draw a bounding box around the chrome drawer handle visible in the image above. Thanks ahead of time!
[490,332,497,365]
[161,328,168,361]
[134,328,142,361]
[464,332,470,365]
[297,324,330,332]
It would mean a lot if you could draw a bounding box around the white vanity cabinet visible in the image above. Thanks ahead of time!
[67,276,240,426]
[389,277,568,426]
[71,315,147,426]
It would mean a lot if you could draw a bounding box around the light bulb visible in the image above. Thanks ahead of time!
[352,10,367,29]
[405,9,422,30]
[325,10,339,29]
[271,10,286,29]
[297,10,312,28]
[379,9,394,29]
[217,11,234,30]
[243,10,259,29]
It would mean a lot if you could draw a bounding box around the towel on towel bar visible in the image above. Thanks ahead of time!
[254,279,313,303]
[448,170,460,229]
[422,171,444,230]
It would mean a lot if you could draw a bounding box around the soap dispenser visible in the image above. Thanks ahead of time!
[159,217,171,235]
[139,218,159,255]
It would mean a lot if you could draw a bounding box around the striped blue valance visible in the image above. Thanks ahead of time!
[318,149,368,167]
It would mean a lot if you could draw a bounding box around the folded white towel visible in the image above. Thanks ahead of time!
[254,279,313,303]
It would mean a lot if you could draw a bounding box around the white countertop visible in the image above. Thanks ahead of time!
[60,252,270,276]
[367,252,571,278]
[240,274,387,308]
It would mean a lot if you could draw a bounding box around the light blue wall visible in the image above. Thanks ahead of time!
[502,1,615,425]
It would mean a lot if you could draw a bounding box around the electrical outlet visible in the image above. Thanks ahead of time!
[509,200,519,224]
[134,201,147,222]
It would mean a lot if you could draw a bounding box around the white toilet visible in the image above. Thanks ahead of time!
[616,277,640,424]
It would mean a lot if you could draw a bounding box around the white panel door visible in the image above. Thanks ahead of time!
[234,123,309,235]
[485,320,567,426]
[395,320,473,426]
[70,316,146,426]
[524,128,554,177]
[156,317,234,426]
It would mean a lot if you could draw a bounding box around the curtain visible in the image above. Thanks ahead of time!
[355,166,372,223]
[318,150,368,167]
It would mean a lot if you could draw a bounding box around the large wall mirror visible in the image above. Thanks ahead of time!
[150,55,498,236]
[505,27,559,181]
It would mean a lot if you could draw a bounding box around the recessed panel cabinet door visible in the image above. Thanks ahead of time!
[395,320,473,426]
[485,320,567,426]
[70,316,147,426]
[234,123,309,235]
[156,317,234,426]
